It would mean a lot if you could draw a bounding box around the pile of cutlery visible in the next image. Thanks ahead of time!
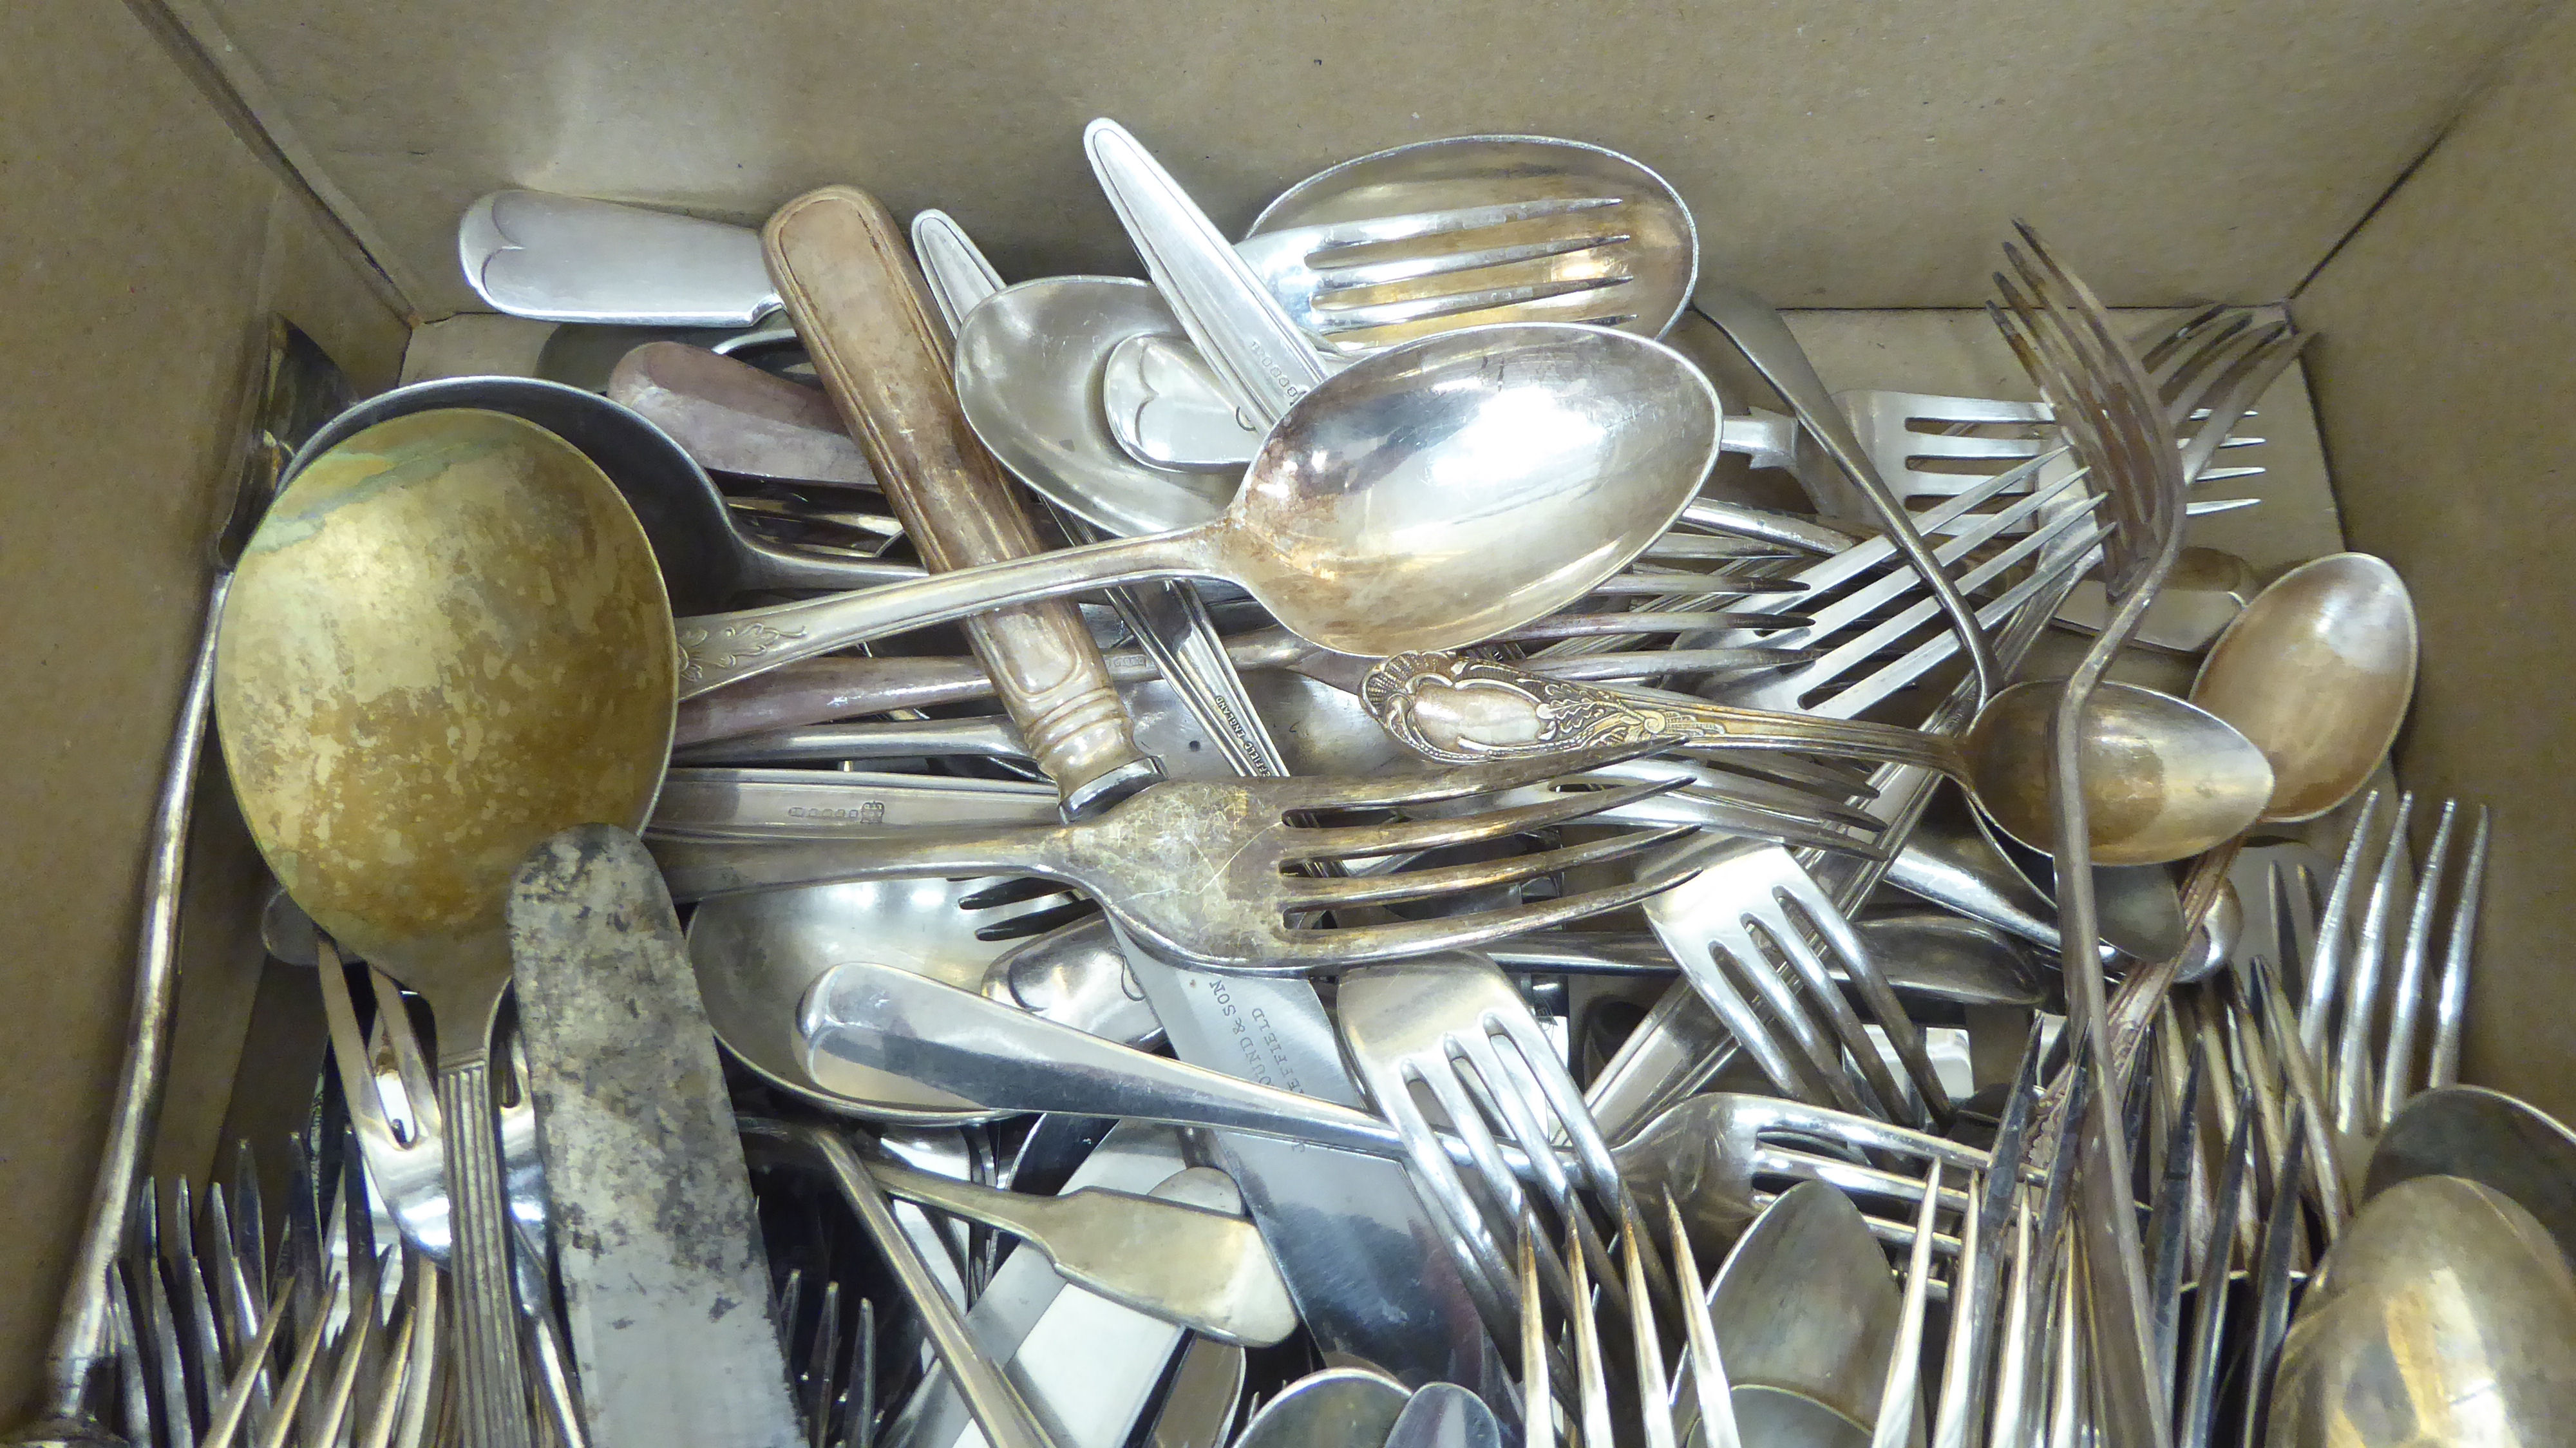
[28,120,2568,1448]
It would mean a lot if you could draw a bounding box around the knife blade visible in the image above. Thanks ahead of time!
[506,824,802,1448]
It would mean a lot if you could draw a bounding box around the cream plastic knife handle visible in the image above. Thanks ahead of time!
[764,186,1158,816]
[1084,119,1330,426]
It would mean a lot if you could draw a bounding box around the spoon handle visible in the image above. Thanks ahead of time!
[672,527,1215,700]
[766,185,1159,815]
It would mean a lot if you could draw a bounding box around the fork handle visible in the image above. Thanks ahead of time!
[765,186,1158,817]
[647,827,1071,903]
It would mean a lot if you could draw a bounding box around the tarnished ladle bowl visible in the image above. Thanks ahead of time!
[1960,680,2275,867]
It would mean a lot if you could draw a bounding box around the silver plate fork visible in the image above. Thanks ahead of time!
[1336,955,1664,1338]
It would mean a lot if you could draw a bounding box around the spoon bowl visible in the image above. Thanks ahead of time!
[2269,1176,2576,1445]
[688,876,1092,1121]
[953,276,1241,536]
[2192,552,2417,822]
[1961,679,2275,866]
[2365,1086,2576,1270]
[291,376,914,613]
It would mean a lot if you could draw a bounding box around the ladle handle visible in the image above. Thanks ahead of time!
[439,1053,540,1448]
[765,186,1159,817]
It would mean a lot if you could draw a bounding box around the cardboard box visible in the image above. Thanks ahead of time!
[7,0,2570,1415]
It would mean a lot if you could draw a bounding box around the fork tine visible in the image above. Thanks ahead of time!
[2297,788,2387,1056]
[1446,1031,1623,1306]
[2237,1131,2311,1448]
[2377,798,2459,1127]
[1666,1194,1743,1448]
[1566,1218,1613,1448]
[1312,862,1702,965]
[2176,1087,2257,1448]
[1283,824,1694,911]
[1285,774,1694,863]
[1933,1022,2046,1448]
[2249,955,2348,1239]
[2149,1028,2216,1354]
[2332,791,2416,1130]
[1520,1222,1554,1447]
[1620,1198,1679,1448]
[2427,805,2490,1089]
[1986,1190,2040,1448]
[1289,195,1627,255]
[1870,1160,1944,1448]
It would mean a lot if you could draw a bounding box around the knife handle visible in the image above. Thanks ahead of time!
[763,186,1158,815]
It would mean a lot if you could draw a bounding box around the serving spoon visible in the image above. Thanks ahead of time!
[675,320,1721,696]
[214,410,677,1448]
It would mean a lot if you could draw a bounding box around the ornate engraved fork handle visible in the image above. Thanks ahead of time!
[1361,651,1968,781]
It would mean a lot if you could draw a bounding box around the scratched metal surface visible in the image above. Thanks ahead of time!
[508,824,803,1448]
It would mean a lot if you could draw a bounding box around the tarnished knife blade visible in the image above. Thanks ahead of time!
[507,824,802,1448]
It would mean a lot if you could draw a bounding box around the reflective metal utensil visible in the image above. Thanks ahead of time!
[216,410,676,1448]
[459,190,780,326]
[1229,1370,1408,1448]
[858,1148,1295,1346]
[606,341,878,488]
[2190,553,2418,823]
[508,825,803,1448]
[675,319,1723,693]
[753,1121,1062,1448]
[1700,1183,1906,1446]
[955,277,1242,536]
[1241,134,1698,353]
[12,318,354,1448]
[1360,651,1969,779]
[2268,1176,2576,1446]
[655,745,1700,970]
[688,875,1030,1120]
[287,374,916,613]
[1960,680,2275,866]
[1611,1092,1987,1255]
[1381,1384,1501,1448]
[2365,1085,2576,1268]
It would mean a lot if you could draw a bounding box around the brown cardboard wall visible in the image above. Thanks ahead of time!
[182,0,2553,316]
[0,0,406,1418]
[2296,0,2576,1124]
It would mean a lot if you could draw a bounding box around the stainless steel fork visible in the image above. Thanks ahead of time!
[1643,837,1954,1129]
[2287,790,2492,1141]
[1517,1197,1741,1448]
[1839,307,2276,517]
[1337,955,1663,1333]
